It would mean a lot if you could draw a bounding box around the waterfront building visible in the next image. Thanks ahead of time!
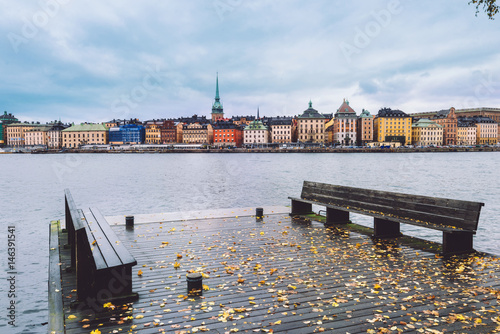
[460,116,498,145]
[357,109,373,146]
[161,120,177,143]
[324,118,334,145]
[373,108,412,145]
[244,115,269,145]
[333,99,357,146]
[456,108,500,143]
[5,122,45,147]
[430,108,457,145]
[61,123,109,148]
[176,122,184,143]
[25,125,52,147]
[457,119,477,146]
[182,123,213,144]
[47,121,68,149]
[0,111,19,146]
[144,120,165,144]
[270,116,296,144]
[297,101,327,144]
[412,107,500,144]
[411,119,443,146]
[213,120,243,147]
[109,124,145,144]
[211,73,224,123]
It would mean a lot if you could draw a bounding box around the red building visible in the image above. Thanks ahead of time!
[213,121,243,147]
[160,120,177,143]
[431,107,457,145]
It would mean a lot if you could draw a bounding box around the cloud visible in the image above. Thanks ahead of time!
[0,0,499,123]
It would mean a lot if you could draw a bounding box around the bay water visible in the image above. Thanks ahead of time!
[0,152,499,333]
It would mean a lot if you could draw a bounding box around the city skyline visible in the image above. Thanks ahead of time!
[1,1,499,123]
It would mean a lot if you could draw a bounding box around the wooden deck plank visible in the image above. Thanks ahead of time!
[55,212,500,333]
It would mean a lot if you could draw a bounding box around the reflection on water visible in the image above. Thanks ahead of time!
[0,152,498,333]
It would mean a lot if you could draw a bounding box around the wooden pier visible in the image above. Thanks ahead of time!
[50,209,500,333]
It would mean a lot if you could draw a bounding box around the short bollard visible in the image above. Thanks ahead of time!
[256,207,263,219]
[126,216,134,230]
[187,273,203,295]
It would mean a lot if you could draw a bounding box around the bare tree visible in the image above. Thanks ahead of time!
[470,0,499,19]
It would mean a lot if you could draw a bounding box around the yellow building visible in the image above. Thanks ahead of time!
[62,123,109,148]
[297,101,327,144]
[182,123,213,144]
[5,123,45,147]
[474,117,498,145]
[457,120,477,146]
[144,120,163,144]
[374,108,412,145]
[411,119,443,146]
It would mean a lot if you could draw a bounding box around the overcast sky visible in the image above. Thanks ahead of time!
[1,0,499,123]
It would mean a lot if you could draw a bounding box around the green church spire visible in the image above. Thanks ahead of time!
[215,72,220,101]
[211,72,224,121]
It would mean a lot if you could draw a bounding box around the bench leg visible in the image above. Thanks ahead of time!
[373,218,401,238]
[290,199,313,216]
[443,231,474,255]
[76,229,92,303]
[326,208,349,226]
[92,266,138,303]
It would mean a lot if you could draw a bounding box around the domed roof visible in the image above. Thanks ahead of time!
[298,100,326,119]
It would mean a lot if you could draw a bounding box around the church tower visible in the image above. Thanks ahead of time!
[211,73,224,122]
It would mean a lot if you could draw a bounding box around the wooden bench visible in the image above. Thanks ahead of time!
[77,207,138,304]
[64,190,137,304]
[289,181,484,255]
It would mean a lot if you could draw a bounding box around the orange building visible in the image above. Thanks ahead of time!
[213,121,243,147]
[357,109,373,146]
[431,107,457,145]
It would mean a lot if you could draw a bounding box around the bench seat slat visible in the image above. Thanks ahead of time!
[79,209,108,271]
[90,207,137,267]
[83,209,123,270]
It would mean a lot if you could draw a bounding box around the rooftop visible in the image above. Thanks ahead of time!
[52,208,500,333]
[377,108,410,118]
[62,123,108,132]
[244,119,268,131]
[335,99,357,117]
[412,119,443,128]
[298,101,327,119]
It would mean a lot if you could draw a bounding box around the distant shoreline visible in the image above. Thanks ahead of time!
[6,146,498,154]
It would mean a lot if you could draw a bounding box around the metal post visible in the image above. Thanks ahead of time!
[126,216,134,230]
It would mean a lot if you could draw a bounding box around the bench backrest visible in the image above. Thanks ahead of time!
[65,189,86,231]
[65,189,87,268]
[82,207,137,270]
[301,181,484,231]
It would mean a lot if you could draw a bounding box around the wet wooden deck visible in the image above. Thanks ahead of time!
[52,211,500,333]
